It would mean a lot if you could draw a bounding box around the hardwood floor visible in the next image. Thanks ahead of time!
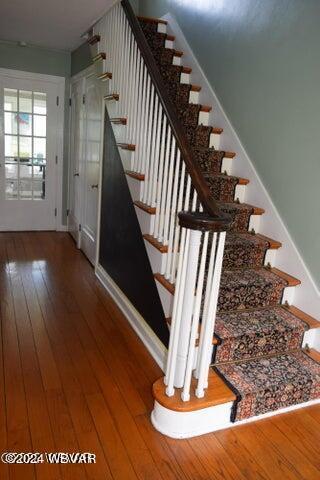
[0,231,319,480]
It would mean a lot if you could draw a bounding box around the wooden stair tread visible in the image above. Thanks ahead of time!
[212,127,223,134]
[110,117,127,125]
[200,105,212,113]
[125,170,144,181]
[190,84,202,92]
[166,34,175,41]
[137,15,168,25]
[92,52,106,62]
[166,318,218,345]
[153,371,236,412]
[117,143,135,151]
[307,348,320,363]
[224,151,236,158]
[134,201,156,215]
[144,234,168,253]
[98,72,112,80]
[251,205,265,215]
[270,267,301,287]
[284,305,320,329]
[182,66,192,74]
[256,233,282,249]
[104,93,119,101]
[154,273,175,294]
[237,177,250,185]
[166,48,183,57]
[88,34,100,45]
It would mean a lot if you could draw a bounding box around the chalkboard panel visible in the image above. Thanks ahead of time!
[99,108,169,347]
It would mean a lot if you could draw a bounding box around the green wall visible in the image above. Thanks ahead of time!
[139,0,320,287]
[0,41,71,225]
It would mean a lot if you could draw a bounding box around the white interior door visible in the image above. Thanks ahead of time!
[0,71,62,231]
[68,78,84,246]
[80,73,103,264]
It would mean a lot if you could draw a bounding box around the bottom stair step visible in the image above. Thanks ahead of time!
[213,306,308,364]
[214,350,320,422]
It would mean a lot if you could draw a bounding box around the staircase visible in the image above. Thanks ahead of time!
[88,0,320,437]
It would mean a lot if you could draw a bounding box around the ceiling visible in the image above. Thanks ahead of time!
[0,0,116,51]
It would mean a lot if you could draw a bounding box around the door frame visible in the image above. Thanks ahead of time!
[0,67,65,231]
[68,65,105,262]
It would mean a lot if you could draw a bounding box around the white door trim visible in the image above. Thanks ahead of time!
[0,67,65,230]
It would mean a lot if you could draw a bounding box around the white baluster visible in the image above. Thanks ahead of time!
[196,231,226,398]
[165,228,189,395]
[181,231,209,401]
[174,229,201,387]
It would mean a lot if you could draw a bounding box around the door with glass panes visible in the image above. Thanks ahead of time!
[0,73,59,230]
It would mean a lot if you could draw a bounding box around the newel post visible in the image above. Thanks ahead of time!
[164,211,230,401]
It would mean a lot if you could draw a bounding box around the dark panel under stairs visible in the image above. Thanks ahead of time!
[99,108,169,346]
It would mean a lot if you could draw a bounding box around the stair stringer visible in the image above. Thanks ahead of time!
[162,13,320,349]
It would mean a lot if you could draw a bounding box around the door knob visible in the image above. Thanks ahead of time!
[74,173,79,177]
[91,184,99,189]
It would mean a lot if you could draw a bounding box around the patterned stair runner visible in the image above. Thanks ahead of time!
[139,18,320,421]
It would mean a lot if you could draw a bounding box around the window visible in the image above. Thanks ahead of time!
[4,89,47,200]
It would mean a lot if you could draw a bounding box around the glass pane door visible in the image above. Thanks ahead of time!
[4,88,47,200]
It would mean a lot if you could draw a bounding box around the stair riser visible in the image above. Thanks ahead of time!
[181,72,190,84]
[155,278,174,317]
[126,175,144,200]
[189,90,200,104]
[210,133,221,150]
[165,39,174,49]
[135,205,154,234]
[173,55,182,66]
[144,239,167,273]
[157,23,167,34]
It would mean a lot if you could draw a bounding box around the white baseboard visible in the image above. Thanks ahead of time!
[162,13,320,329]
[95,264,167,370]
[151,396,320,439]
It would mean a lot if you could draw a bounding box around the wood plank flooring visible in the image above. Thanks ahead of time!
[0,231,319,480]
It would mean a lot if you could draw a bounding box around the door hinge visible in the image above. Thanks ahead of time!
[82,94,86,105]
[69,97,72,106]
[79,224,82,231]
[55,155,58,165]
[54,208,57,217]
[56,96,59,106]
[66,208,70,217]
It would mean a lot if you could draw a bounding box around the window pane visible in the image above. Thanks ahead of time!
[6,180,18,199]
[19,136,32,158]
[33,165,46,180]
[4,89,17,111]
[33,137,46,160]
[4,112,17,134]
[20,164,32,180]
[5,135,18,157]
[33,180,45,200]
[33,157,46,166]
[33,92,47,114]
[19,90,32,113]
[17,113,32,136]
[5,164,18,180]
[19,180,32,199]
[34,115,46,136]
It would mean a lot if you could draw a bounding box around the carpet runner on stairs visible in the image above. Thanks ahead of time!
[139,17,320,422]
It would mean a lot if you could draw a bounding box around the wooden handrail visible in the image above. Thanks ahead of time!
[121,0,229,225]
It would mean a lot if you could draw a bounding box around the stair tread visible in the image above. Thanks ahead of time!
[125,170,145,181]
[138,15,168,25]
[143,234,168,253]
[134,200,156,214]
[214,350,320,421]
[214,306,309,363]
[285,305,320,329]
[153,371,236,412]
